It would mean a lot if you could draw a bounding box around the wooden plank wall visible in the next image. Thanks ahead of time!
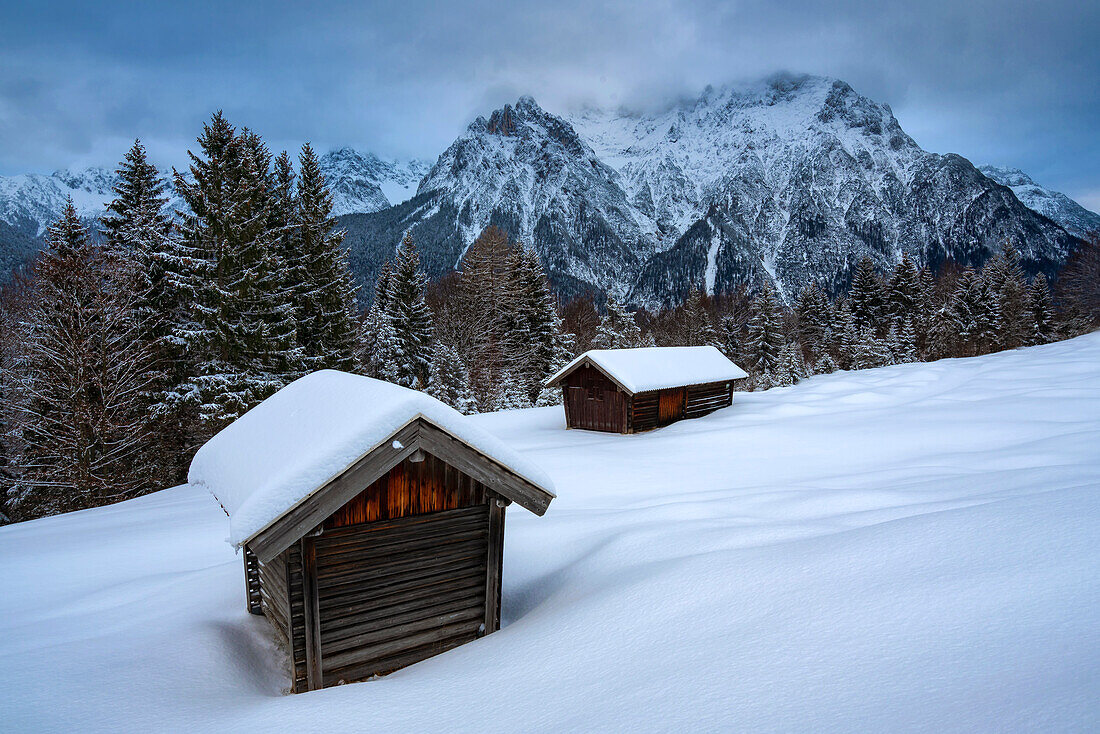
[631,381,732,432]
[325,454,487,529]
[311,505,492,687]
[684,381,733,418]
[563,365,627,432]
[630,392,659,432]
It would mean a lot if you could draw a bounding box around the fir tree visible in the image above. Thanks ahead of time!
[504,244,560,398]
[1028,273,1055,344]
[832,301,859,369]
[101,139,191,483]
[293,143,360,371]
[374,259,394,311]
[174,114,302,430]
[387,231,433,388]
[795,282,830,355]
[848,257,885,330]
[745,284,785,375]
[496,372,532,410]
[885,254,921,324]
[983,242,1031,349]
[773,342,807,387]
[679,287,719,347]
[426,342,477,414]
[593,294,643,349]
[456,225,513,404]
[359,302,401,383]
[850,327,890,369]
[813,353,839,375]
[892,320,918,363]
[535,384,564,407]
[946,267,987,356]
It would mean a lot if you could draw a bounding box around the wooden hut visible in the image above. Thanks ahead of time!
[189,371,555,692]
[545,346,748,433]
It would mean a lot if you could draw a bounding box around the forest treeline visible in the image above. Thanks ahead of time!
[1,114,1097,523]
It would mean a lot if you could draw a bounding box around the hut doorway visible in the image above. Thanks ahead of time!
[658,387,686,426]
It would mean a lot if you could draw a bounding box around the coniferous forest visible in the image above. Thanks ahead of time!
[0,113,1097,523]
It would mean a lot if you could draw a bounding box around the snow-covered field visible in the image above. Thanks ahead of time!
[3,335,1099,732]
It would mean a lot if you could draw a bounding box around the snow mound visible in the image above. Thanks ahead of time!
[188,370,555,547]
[548,346,748,393]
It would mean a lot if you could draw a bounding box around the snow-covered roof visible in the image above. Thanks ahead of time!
[188,370,555,548]
[546,346,748,394]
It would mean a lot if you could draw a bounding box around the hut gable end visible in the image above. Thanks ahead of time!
[249,417,553,563]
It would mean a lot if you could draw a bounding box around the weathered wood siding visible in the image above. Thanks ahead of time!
[312,505,493,686]
[257,450,510,691]
[630,381,732,433]
[325,453,487,529]
[562,365,627,433]
[685,381,733,418]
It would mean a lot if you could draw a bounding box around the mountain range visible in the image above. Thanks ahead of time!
[0,149,430,278]
[1,74,1095,305]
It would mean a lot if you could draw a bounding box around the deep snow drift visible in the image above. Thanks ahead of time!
[3,335,1099,732]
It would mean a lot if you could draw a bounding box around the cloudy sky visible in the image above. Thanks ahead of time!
[2,0,1098,209]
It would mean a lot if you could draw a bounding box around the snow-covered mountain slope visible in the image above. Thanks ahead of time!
[399,96,660,297]
[980,165,1100,238]
[369,75,1077,305]
[0,149,429,276]
[319,148,432,215]
[0,167,122,236]
[577,74,1077,304]
[3,334,1099,732]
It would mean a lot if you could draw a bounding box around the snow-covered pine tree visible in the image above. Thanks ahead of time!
[913,265,936,357]
[374,259,394,311]
[982,242,1031,350]
[795,282,830,357]
[101,139,192,484]
[175,116,303,431]
[850,326,891,369]
[945,267,985,357]
[1028,273,1055,344]
[893,320,918,363]
[848,257,885,330]
[496,372,533,410]
[293,143,360,371]
[387,231,433,388]
[886,254,921,325]
[773,342,807,387]
[831,301,859,369]
[679,286,719,347]
[358,302,402,383]
[745,283,785,376]
[504,244,560,398]
[813,353,839,375]
[426,342,478,414]
[5,202,156,519]
[593,294,643,349]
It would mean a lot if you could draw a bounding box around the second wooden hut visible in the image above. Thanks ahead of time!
[544,346,748,433]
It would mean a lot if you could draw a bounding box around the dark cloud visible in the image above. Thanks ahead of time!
[1,0,1097,207]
